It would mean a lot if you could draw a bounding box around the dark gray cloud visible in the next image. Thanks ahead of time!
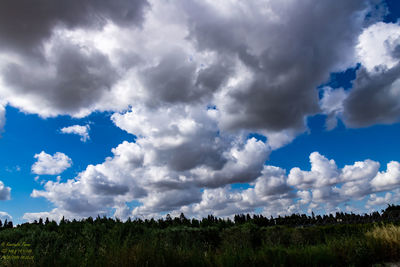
[343,64,400,127]
[88,173,130,196]
[62,197,106,214]
[195,59,233,93]
[183,0,368,132]
[386,37,400,59]
[137,187,202,213]
[0,0,149,56]
[2,39,118,116]
[155,141,228,172]
[140,50,233,107]
[225,74,320,131]
[140,51,198,106]
[392,44,400,59]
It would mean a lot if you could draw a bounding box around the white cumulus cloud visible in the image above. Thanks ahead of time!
[356,22,400,72]
[31,151,72,175]
[60,124,90,142]
[371,161,400,191]
[25,145,400,221]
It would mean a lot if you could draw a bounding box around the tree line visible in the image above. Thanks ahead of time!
[1,204,399,230]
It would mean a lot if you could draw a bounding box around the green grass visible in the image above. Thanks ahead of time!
[1,221,400,266]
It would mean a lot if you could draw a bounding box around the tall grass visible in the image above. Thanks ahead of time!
[366,224,400,262]
[2,222,400,266]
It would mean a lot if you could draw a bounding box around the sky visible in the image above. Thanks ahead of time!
[0,0,400,224]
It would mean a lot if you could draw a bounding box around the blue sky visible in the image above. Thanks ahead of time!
[0,108,134,220]
[0,0,400,224]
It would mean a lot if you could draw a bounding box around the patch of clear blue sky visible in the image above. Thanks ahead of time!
[0,106,133,223]
[320,64,359,92]
[268,116,400,172]
[384,0,400,23]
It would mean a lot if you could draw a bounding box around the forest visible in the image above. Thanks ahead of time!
[0,205,400,266]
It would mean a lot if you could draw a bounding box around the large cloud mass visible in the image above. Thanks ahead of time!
[26,149,400,221]
[0,0,374,124]
[184,0,367,134]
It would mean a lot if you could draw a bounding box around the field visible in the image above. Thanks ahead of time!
[0,206,400,266]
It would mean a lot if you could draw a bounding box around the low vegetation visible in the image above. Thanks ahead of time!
[1,205,400,266]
